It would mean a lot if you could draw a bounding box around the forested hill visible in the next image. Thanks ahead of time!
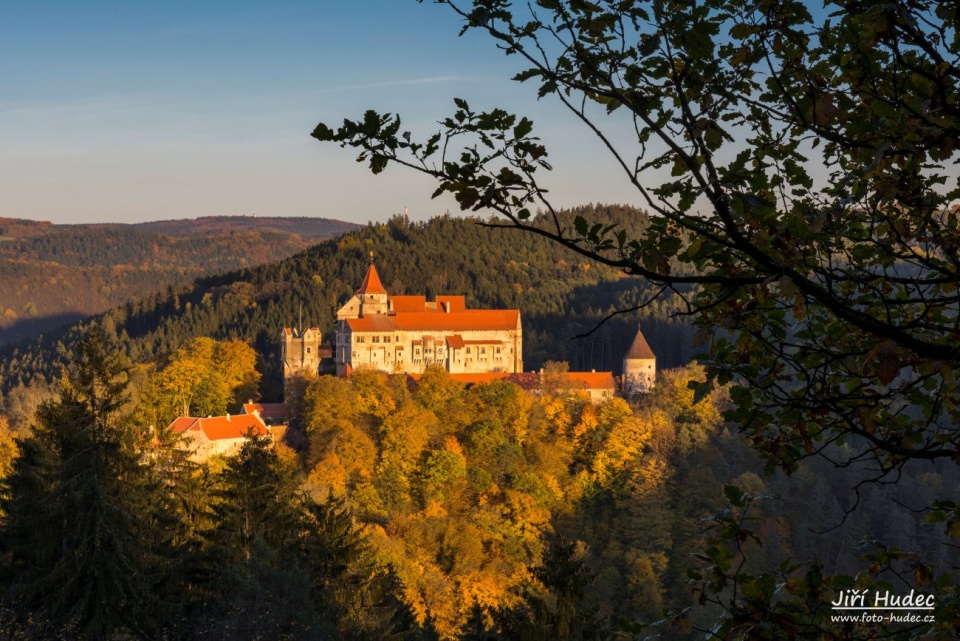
[0,215,357,347]
[0,205,696,399]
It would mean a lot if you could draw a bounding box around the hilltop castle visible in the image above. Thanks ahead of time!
[332,264,522,376]
[280,264,656,397]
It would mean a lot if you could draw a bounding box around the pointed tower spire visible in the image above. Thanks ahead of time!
[357,263,388,296]
[357,263,388,316]
[625,324,655,359]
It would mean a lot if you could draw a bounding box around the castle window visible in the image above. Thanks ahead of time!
[357,337,365,343]
[306,347,312,354]
[480,347,486,355]
[466,347,471,354]
[384,336,391,343]
[495,347,501,354]
[372,336,380,343]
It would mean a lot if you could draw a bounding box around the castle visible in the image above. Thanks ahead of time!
[333,264,522,376]
[280,264,655,396]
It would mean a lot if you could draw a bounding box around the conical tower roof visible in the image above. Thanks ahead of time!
[357,264,388,295]
[625,326,655,360]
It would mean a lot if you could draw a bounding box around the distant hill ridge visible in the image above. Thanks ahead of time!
[0,215,359,346]
[0,214,355,239]
[133,215,354,237]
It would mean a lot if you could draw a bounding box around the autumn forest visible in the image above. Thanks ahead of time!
[0,208,957,640]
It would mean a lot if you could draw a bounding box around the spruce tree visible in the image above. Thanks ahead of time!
[0,326,163,640]
[199,436,421,640]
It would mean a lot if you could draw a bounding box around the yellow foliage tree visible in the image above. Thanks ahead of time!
[0,415,19,485]
[154,337,260,419]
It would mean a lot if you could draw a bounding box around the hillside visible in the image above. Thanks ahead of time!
[0,216,357,346]
[0,206,697,399]
[3,209,957,640]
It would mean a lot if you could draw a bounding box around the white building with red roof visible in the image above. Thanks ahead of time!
[167,413,270,461]
[334,264,523,376]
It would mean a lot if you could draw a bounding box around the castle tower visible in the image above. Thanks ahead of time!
[623,325,656,394]
[357,263,388,316]
[281,326,322,380]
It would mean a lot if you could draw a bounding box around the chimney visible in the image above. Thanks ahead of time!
[226,413,230,421]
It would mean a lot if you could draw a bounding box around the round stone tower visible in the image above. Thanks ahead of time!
[623,325,656,394]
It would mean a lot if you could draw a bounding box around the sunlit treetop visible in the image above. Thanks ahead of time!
[315,0,960,484]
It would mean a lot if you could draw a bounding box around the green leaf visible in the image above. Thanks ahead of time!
[311,123,335,141]
[730,22,753,40]
[574,216,589,236]
[513,68,542,82]
[723,484,747,507]
[513,117,533,139]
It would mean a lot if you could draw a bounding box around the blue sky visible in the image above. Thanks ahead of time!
[0,1,638,225]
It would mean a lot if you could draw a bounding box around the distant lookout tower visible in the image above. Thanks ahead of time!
[623,325,656,394]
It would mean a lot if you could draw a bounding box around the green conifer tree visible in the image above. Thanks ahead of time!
[0,327,163,640]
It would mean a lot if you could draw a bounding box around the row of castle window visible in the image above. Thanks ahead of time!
[355,335,402,344]
[344,348,509,358]
[351,336,508,355]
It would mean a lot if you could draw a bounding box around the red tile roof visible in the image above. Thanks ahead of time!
[357,264,387,295]
[242,403,289,423]
[565,371,616,390]
[346,310,519,333]
[448,373,513,384]
[405,371,614,390]
[168,414,268,441]
[169,416,197,432]
[436,295,466,312]
[390,296,427,312]
[446,335,465,349]
[346,315,395,332]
